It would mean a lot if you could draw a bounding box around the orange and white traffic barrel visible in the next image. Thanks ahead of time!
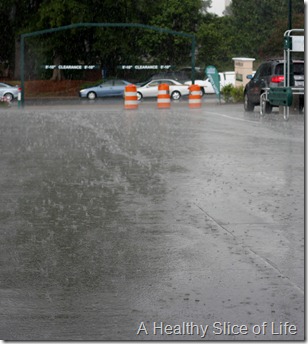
[157,83,170,109]
[188,84,202,108]
[124,84,138,110]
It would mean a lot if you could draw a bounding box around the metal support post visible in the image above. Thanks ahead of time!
[20,36,25,108]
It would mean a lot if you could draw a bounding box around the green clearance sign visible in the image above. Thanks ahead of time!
[205,65,220,101]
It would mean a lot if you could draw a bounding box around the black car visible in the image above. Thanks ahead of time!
[244,59,304,112]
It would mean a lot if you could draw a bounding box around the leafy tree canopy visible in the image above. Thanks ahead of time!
[0,0,304,79]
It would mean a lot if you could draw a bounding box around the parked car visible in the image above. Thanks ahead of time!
[79,79,132,99]
[149,71,189,83]
[0,82,20,101]
[185,71,236,94]
[136,79,190,100]
[244,59,304,112]
[141,68,203,85]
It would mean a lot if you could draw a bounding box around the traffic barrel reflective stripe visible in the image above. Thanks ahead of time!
[157,83,170,109]
[124,84,138,109]
[189,84,202,108]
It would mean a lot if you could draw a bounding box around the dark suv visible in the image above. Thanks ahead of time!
[244,59,304,112]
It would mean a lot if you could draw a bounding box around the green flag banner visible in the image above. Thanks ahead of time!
[206,65,220,100]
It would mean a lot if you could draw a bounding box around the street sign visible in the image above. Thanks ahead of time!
[268,87,293,107]
[43,65,100,70]
[118,65,172,70]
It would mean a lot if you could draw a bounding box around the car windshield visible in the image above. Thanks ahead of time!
[100,80,114,86]
[139,80,151,87]
[147,81,160,87]
[114,80,126,86]
[0,83,13,87]
[275,64,284,75]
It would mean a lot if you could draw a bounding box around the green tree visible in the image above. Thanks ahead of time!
[22,0,209,78]
[197,14,235,70]
[0,0,45,78]
[258,12,305,59]
[229,0,304,58]
[197,0,304,72]
[0,1,14,76]
[126,0,206,66]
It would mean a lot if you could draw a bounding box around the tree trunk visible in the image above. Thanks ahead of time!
[50,55,65,81]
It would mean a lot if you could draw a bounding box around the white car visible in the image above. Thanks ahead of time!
[137,79,190,100]
[185,71,236,94]
[0,82,21,101]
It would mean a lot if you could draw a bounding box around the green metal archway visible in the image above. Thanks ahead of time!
[20,22,196,106]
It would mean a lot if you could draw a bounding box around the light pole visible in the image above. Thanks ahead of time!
[288,0,292,30]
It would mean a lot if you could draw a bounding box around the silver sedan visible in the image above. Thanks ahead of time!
[79,79,132,100]
[137,79,190,101]
[0,82,20,101]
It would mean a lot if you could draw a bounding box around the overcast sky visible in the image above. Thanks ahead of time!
[209,0,226,16]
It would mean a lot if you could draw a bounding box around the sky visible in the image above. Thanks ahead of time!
[209,0,226,16]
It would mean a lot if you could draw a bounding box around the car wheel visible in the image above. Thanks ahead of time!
[260,93,273,115]
[4,93,13,101]
[244,92,254,111]
[137,92,143,101]
[87,91,97,100]
[264,101,272,114]
[171,91,181,100]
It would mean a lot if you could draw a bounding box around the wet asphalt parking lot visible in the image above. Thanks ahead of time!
[0,98,304,340]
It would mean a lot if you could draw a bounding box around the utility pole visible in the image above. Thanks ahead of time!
[288,0,292,30]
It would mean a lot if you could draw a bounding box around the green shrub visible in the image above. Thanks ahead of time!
[231,85,244,103]
[221,84,244,103]
[221,83,233,103]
